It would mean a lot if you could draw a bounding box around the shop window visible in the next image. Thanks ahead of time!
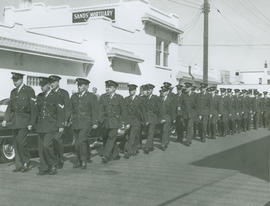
[156,38,170,67]
[27,76,40,87]
[116,82,129,90]
[67,79,76,85]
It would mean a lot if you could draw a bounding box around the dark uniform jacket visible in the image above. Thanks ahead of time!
[195,93,210,116]
[241,96,249,114]
[160,95,175,122]
[124,95,144,125]
[71,91,98,130]
[209,94,219,115]
[36,91,65,133]
[99,93,126,129]
[226,95,234,116]
[217,95,226,115]
[144,94,162,124]
[53,88,72,123]
[4,84,36,129]
[252,97,261,113]
[181,93,196,119]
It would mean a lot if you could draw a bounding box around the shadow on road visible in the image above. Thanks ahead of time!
[192,135,270,182]
[264,201,270,206]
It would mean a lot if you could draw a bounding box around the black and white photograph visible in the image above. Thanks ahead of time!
[0,0,270,205]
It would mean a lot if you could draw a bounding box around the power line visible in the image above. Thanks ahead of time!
[167,0,201,9]
[236,0,270,33]
[246,0,270,26]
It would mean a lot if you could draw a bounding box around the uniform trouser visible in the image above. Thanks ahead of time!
[125,121,141,155]
[53,130,64,165]
[184,117,194,143]
[241,113,248,132]
[103,128,119,159]
[145,122,156,149]
[73,128,90,162]
[235,114,241,132]
[38,132,58,171]
[227,114,235,134]
[160,116,171,147]
[198,115,208,138]
[262,111,267,128]
[218,114,227,136]
[175,115,184,141]
[12,128,30,169]
[208,115,217,138]
[253,112,260,129]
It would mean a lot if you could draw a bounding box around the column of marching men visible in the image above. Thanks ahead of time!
[2,72,270,175]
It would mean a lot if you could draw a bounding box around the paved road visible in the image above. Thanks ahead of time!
[0,129,270,206]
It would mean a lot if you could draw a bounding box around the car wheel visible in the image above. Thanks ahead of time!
[0,139,15,162]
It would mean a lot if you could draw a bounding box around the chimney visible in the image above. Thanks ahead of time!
[188,65,195,80]
[19,0,32,8]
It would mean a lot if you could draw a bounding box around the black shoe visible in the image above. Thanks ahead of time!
[81,161,87,169]
[186,141,191,147]
[57,161,64,169]
[113,155,121,160]
[201,138,206,143]
[102,157,109,164]
[143,148,149,154]
[123,153,130,159]
[37,170,49,176]
[13,167,22,172]
[49,166,57,175]
[21,162,30,173]
[160,145,166,151]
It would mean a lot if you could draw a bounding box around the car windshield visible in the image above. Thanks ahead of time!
[0,99,9,120]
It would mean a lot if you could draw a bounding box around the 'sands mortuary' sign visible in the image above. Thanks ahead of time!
[72,9,115,23]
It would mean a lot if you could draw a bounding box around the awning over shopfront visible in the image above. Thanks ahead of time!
[142,14,183,35]
[0,36,94,64]
[107,47,144,63]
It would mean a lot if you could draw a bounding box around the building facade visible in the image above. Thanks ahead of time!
[2,0,183,97]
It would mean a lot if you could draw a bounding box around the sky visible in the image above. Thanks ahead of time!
[0,0,269,73]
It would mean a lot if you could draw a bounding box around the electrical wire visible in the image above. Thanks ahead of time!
[167,0,201,9]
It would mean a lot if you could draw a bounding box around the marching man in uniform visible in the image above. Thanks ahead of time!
[36,77,65,175]
[99,80,127,163]
[2,72,36,172]
[49,75,72,169]
[70,78,98,169]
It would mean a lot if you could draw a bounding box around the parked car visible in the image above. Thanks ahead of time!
[0,98,74,163]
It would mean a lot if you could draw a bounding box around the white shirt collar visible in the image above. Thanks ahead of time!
[45,89,52,97]
[79,91,86,97]
[17,83,24,92]
[54,87,60,92]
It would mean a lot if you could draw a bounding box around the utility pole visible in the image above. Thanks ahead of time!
[203,0,210,83]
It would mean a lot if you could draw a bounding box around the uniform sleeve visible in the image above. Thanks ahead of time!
[63,91,72,123]
[119,95,128,125]
[90,94,99,125]
[28,87,37,126]
[98,95,105,124]
[56,96,65,129]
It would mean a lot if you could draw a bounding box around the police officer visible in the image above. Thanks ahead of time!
[234,89,242,133]
[181,82,196,146]
[99,80,127,163]
[49,75,72,169]
[36,77,65,175]
[241,90,249,132]
[175,84,185,143]
[159,85,175,150]
[124,84,144,158]
[253,90,260,129]
[2,72,36,172]
[196,83,210,142]
[143,84,162,153]
[217,88,227,137]
[208,86,218,139]
[70,78,98,169]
